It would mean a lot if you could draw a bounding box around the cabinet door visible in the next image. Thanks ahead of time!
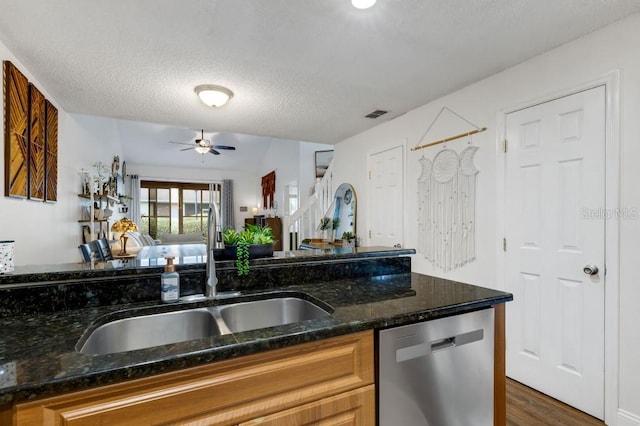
[15,331,373,426]
[240,386,375,426]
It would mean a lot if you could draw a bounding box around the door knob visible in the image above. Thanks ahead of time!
[583,264,599,276]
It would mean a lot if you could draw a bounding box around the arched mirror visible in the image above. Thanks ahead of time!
[331,183,356,245]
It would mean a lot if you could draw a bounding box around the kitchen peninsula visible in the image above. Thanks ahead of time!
[0,247,512,425]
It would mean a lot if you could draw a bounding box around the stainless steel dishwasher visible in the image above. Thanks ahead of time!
[379,308,494,425]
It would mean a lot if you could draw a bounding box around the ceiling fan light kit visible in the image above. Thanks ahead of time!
[195,84,234,107]
[169,129,236,156]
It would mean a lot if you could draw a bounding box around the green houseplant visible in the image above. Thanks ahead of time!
[222,224,275,276]
[319,217,331,231]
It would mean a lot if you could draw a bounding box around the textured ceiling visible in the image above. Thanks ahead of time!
[1,1,639,162]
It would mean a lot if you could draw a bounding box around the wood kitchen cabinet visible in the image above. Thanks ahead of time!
[12,331,374,426]
[240,386,375,425]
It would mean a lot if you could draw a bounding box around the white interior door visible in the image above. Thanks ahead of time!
[368,145,403,247]
[504,86,605,419]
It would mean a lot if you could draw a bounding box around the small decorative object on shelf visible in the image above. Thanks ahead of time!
[92,161,112,195]
[319,216,332,242]
[341,231,356,247]
[79,169,91,195]
[111,218,139,255]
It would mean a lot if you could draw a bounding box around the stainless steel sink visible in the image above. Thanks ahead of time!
[217,297,332,333]
[77,296,332,355]
[78,308,225,355]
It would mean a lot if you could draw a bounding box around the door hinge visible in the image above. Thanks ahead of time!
[369,230,372,238]
[503,238,507,252]
[503,139,508,153]
[368,170,372,180]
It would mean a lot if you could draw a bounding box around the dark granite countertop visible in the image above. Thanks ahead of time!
[0,272,511,405]
[0,246,414,286]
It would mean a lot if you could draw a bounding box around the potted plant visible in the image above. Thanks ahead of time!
[329,217,341,244]
[222,224,275,276]
[341,231,356,247]
[319,216,332,241]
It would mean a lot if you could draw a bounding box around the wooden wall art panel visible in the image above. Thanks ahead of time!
[45,100,58,202]
[3,61,29,198]
[28,83,45,201]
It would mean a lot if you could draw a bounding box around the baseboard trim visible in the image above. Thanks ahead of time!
[618,409,640,426]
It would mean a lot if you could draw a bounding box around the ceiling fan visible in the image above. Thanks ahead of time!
[169,129,236,155]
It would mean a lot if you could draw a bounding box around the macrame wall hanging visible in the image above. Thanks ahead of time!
[412,107,486,272]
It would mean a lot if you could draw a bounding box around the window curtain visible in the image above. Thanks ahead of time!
[128,174,141,226]
[221,179,234,231]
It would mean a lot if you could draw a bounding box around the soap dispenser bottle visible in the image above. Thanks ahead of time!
[161,256,180,303]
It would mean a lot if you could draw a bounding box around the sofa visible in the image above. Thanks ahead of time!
[157,232,204,245]
[110,232,205,254]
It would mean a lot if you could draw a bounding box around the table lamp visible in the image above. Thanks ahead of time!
[111,218,138,255]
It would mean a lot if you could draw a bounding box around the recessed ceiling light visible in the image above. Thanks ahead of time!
[194,84,234,107]
[351,0,376,9]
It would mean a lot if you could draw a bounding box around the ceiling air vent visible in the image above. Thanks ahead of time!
[365,109,388,119]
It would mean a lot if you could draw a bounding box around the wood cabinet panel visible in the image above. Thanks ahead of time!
[240,385,375,426]
[494,303,506,426]
[14,331,373,426]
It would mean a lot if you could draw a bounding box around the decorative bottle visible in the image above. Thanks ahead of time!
[161,256,180,303]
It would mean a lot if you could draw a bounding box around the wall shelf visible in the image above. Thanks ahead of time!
[78,194,119,203]
[77,194,113,242]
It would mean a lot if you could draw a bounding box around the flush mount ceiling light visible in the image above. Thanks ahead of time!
[351,0,376,9]
[194,84,234,107]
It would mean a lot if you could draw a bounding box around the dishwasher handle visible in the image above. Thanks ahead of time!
[430,337,455,352]
[395,328,484,363]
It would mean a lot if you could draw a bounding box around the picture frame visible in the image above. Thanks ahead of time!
[314,150,334,179]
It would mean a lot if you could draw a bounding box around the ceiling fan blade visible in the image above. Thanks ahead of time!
[179,147,194,151]
[209,149,221,155]
[211,145,236,151]
[169,141,195,146]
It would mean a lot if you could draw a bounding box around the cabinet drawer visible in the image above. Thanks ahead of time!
[240,385,375,426]
[15,331,373,426]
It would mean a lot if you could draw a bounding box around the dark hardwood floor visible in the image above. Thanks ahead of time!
[506,378,605,426]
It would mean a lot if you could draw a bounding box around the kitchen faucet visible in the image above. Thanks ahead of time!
[205,198,224,298]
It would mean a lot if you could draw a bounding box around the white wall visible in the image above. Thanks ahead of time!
[333,13,640,423]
